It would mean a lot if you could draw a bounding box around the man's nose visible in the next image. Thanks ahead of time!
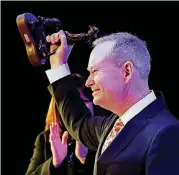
[85,76,94,87]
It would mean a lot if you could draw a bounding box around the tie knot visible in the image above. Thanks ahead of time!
[101,118,124,154]
[116,118,124,125]
[113,118,124,132]
[115,118,124,126]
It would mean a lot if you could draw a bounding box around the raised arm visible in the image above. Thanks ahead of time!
[46,30,112,151]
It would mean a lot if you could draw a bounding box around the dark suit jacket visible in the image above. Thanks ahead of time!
[48,75,179,175]
[25,130,95,175]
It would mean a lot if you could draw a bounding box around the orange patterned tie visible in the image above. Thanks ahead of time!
[101,118,124,154]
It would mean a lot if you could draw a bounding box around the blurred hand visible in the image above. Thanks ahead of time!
[49,122,68,168]
[46,30,73,69]
[75,141,88,164]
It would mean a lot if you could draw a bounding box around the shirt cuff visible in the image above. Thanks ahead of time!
[45,64,71,84]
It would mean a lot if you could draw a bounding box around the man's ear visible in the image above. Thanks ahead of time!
[122,61,133,84]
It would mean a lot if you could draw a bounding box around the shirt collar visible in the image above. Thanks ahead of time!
[121,90,157,125]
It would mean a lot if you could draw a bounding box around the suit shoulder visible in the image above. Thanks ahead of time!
[149,124,179,151]
[141,109,179,142]
[148,109,179,128]
[157,124,179,135]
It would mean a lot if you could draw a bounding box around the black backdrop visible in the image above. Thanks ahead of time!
[2,1,179,174]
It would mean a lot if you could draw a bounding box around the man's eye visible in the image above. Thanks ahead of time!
[92,70,97,74]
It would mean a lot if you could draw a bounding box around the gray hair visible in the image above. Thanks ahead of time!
[92,32,151,79]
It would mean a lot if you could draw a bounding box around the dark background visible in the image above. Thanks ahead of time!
[2,1,179,174]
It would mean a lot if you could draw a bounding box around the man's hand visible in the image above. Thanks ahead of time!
[46,30,73,69]
[49,122,68,168]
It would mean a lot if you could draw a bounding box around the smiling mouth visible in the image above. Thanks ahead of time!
[92,89,100,95]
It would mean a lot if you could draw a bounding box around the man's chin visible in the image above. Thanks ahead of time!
[93,98,99,106]
[93,98,103,108]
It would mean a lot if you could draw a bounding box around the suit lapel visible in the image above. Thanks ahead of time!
[93,115,118,175]
[98,112,147,164]
[97,115,118,157]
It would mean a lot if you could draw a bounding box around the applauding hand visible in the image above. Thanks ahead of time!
[49,122,68,168]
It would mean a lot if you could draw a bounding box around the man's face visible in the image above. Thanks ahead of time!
[86,41,125,109]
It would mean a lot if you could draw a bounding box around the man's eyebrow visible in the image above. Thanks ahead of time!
[87,65,99,72]
[87,66,93,72]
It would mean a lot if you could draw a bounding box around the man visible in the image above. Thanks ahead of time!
[44,30,179,175]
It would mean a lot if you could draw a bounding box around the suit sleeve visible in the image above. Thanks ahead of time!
[25,133,69,175]
[146,125,179,175]
[48,75,111,151]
